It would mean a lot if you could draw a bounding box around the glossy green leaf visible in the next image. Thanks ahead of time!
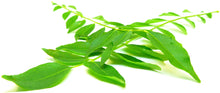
[56,42,90,56]
[42,48,86,65]
[66,15,78,29]
[53,6,62,11]
[182,9,191,13]
[107,22,124,27]
[156,28,175,39]
[110,53,161,70]
[68,20,86,33]
[75,24,95,40]
[184,18,196,28]
[206,13,212,18]
[89,48,105,57]
[93,15,107,22]
[75,11,83,17]
[87,30,119,55]
[101,43,114,66]
[145,18,167,24]
[112,31,132,46]
[88,28,105,42]
[2,62,71,90]
[159,12,180,17]
[172,22,187,35]
[147,31,200,82]
[123,44,167,61]
[68,5,77,10]
[84,62,125,87]
[62,11,71,20]
[129,22,151,27]
[197,16,206,23]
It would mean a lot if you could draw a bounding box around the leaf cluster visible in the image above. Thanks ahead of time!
[2,2,219,91]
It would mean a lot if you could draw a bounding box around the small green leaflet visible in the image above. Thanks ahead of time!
[88,28,105,42]
[93,15,107,22]
[147,31,201,82]
[84,62,125,87]
[75,24,95,40]
[182,9,191,13]
[66,15,78,29]
[68,5,77,10]
[184,18,196,28]
[87,30,119,55]
[123,44,167,61]
[197,16,206,23]
[112,31,132,46]
[68,20,86,33]
[145,18,167,24]
[110,53,161,70]
[62,11,71,20]
[101,43,114,66]
[107,22,124,27]
[2,62,71,90]
[159,12,180,17]
[56,42,90,56]
[129,22,151,27]
[171,22,187,35]
[156,28,175,39]
[42,48,86,66]
[53,6,62,11]
[206,13,212,18]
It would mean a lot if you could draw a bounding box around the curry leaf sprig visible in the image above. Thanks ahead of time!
[2,1,219,91]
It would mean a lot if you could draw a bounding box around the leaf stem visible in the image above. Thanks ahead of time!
[150,10,219,31]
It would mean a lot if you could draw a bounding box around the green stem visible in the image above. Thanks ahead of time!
[150,10,219,31]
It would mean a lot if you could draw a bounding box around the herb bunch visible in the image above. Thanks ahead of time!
[2,1,219,91]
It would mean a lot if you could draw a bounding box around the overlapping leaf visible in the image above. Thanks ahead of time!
[84,62,125,87]
[110,53,161,71]
[43,48,86,65]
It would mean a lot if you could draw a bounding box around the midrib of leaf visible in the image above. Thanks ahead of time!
[31,67,71,81]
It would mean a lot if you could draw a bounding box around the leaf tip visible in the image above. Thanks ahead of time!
[2,75,13,81]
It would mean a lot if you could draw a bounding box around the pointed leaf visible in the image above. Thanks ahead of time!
[75,24,95,40]
[182,9,191,13]
[101,43,114,66]
[206,13,212,18]
[89,48,105,57]
[68,5,77,10]
[84,62,125,87]
[51,1,57,5]
[2,62,71,90]
[75,11,83,17]
[42,48,86,65]
[159,12,180,16]
[87,30,119,55]
[184,18,196,28]
[123,44,167,61]
[147,31,201,82]
[53,6,62,12]
[172,22,187,35]
[56,42,90,56]
[62,11,71,20]
[93,15,107,22]
[145,18,167,24]
[66,15,78,29]
[106,22,124,27]
[197,16,206,23]
[110,53,161,70]
[156,28,175,39]
[88,28,105,42]
[129,22,151,27]
[112,31,132,46]
[68,20,86,33]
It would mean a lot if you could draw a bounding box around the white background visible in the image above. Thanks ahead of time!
[0,0,220,93]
